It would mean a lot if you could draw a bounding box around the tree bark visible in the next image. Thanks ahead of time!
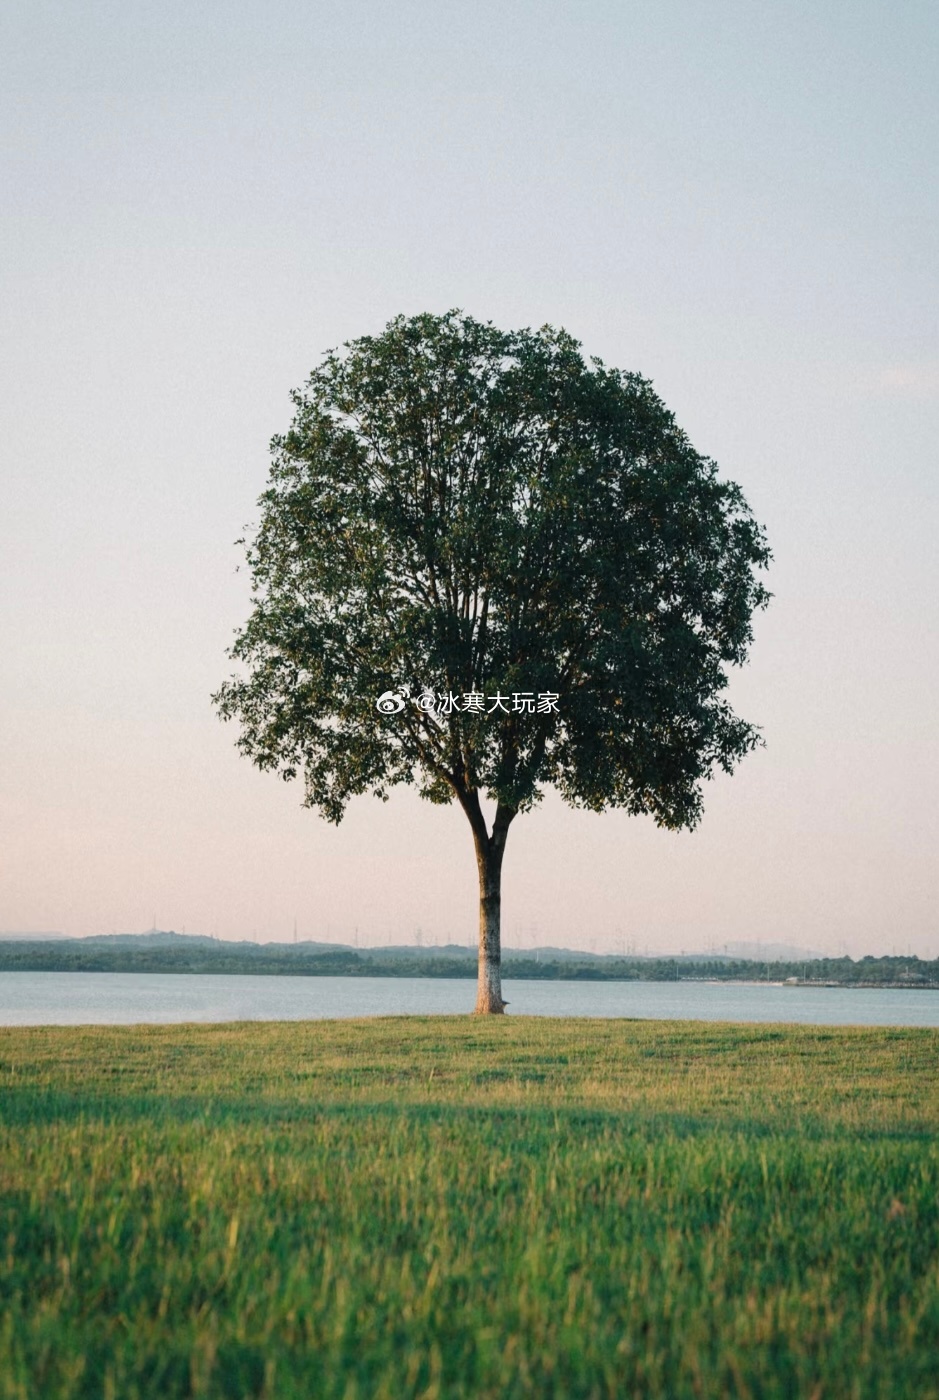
[451,786,515,1014]
[472,803,514,1015]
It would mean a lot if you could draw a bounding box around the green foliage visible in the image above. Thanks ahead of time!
[1,1020,937,1398]
[214,312,770,829]
[4,940,937,986]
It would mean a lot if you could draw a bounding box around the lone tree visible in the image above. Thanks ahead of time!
[213,312,770,1013]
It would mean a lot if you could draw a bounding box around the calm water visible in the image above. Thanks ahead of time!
[1,972,938,1027]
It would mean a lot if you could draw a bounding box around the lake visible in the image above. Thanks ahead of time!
[1,972,938,1026]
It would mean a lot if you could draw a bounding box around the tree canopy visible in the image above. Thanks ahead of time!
[214,311,770,1011]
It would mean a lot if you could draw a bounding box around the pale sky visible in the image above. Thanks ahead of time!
[2,0,937,955]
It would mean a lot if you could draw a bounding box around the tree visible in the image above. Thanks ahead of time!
[213,312,770,1013]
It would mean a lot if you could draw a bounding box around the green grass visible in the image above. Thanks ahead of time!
[1,1018,937,1398]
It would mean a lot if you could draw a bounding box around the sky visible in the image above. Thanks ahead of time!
[1,0,937,956]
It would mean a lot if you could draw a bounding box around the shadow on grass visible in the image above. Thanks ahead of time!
[1,1084,934,1145]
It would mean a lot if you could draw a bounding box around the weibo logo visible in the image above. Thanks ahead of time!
[375,691,406,714]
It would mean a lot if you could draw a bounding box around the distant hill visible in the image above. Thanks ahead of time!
[82,930,220,949]
[0,930,864,964]
[7,929,358,953]
[0,931,66,941]
[0,929,934,986]
[679,942,825,963]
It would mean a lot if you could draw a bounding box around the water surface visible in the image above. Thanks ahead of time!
[1,972,937,1027]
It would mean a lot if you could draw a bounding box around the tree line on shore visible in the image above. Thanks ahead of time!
[0,940,936,987]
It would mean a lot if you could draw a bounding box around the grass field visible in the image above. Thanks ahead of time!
[1,1018,937,1398]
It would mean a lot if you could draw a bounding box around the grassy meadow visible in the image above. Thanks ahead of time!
[0,1017,937,1398]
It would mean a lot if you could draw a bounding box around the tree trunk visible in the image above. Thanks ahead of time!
[472,805,514,1015]
[475,845,505,1014]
